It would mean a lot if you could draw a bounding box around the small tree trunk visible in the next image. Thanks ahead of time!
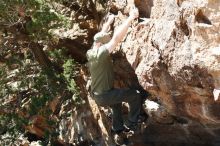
[29,43,52,68]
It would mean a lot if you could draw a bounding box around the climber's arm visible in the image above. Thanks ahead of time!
[105,7,139,53]
[100,14,115,33]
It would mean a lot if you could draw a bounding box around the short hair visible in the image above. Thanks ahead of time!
[94,32,111,44]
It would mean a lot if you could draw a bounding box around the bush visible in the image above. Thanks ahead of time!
[0,42,81,146]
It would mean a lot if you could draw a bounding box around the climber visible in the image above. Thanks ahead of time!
[86,5,146,145]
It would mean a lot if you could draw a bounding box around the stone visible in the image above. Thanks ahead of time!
[15,0,219,145]
[108,0,220,145]
[59,0,220,145]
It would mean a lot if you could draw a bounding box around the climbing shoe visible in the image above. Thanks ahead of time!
[137,113,148,123]
[111,127,132,145]
[125,114,148,134]
[112,131,129,145]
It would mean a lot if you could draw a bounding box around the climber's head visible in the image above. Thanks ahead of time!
[94,32,111,44]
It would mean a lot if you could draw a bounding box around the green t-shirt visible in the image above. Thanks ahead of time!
[86,45,114,94]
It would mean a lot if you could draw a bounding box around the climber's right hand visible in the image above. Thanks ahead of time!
[129,5,139,20]
[107,14,115,24]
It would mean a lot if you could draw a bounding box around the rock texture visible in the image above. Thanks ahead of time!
[17,0,219,145]
[110,0,220,145]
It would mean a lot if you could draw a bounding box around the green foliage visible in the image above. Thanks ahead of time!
[48,47,68,65]
[25,4,71,40]
[62,59,83,105]
[0,65,8,100]
[63,59,76,86]
[0,47,81,145]
[0,113,28,145]
[0,0,71,40]
[0,0,20,24]
[49,48,85,105]
[0,0,94,144]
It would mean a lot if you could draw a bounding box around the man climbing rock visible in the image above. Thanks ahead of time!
[86,6,146,145]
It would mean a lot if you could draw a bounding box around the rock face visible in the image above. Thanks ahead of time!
[110,0,220,145]
[49,0,220,145]
[30,0,219,145]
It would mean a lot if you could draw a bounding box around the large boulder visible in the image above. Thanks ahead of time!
[111,0,220,144]
[32,0,219,145]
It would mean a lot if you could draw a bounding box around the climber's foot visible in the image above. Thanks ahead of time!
[111,126,136,145]
[125,114,148,135]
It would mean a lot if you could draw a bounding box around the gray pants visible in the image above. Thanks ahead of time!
[93,88,141,131]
